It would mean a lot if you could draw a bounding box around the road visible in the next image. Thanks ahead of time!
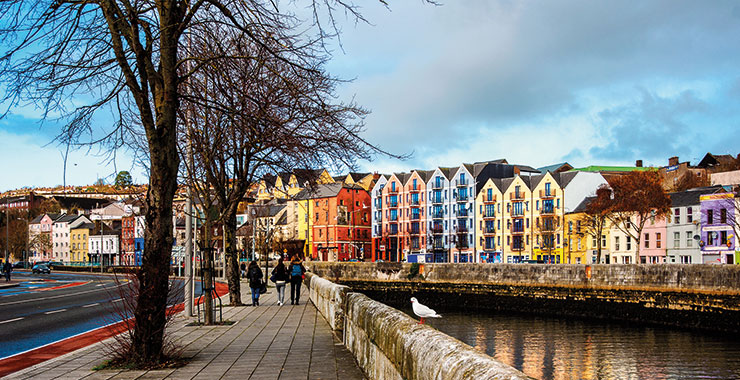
[0,271,199,359]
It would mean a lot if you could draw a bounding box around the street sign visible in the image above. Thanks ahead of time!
[380,245,385,251]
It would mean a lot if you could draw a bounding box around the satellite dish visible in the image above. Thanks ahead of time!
[693,235,701,241]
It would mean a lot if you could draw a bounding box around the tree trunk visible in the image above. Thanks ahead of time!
[223,209,242,305]
[202,218,214,325]
[596,222,603,264]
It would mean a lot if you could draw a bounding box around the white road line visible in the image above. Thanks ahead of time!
[112,299,123,303]
[96,284,104,287]
[0,282,127,307]
[0,317,23,324]
[82,303,99,308]
[45,309,67,315]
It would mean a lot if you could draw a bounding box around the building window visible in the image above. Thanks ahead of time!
[674,208,680,224]
[626,236,631,251]
[708,209,714,224]
[601,235,606,248]
[615,236,620,251]
[674,232,680,248]
[686,231,693,247]
[721,209,727,224]
[687,208,693,223]
[707,231,714,245]
[680,255,691,264]
[721,231,728,245]
[644,233,650,248]
[656,233,661,249]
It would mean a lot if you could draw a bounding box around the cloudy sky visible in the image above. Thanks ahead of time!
[2,0,740,191]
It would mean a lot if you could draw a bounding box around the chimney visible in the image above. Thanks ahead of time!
[668,156,679,166]
[636,160,643,168]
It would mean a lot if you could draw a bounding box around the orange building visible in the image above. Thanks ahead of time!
[310,183,371,261]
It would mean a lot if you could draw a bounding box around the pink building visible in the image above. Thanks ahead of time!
[640,215,667,263]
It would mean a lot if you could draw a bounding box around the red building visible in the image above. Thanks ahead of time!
[310,183,371,262]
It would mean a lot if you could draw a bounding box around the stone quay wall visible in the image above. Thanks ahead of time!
[304,273,532,380]
[304,262,740,333]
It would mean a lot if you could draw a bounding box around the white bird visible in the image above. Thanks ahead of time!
[410,297,442,324]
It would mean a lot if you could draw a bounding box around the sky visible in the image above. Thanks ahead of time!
[2,0,740,191]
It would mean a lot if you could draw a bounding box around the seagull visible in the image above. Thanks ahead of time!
[410,297,441,324]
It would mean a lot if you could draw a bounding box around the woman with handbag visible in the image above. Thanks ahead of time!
[271,257,289,306]
[246,260,263,306]
[288,255,306,305]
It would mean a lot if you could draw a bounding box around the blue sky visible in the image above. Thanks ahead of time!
[2,0,740,191]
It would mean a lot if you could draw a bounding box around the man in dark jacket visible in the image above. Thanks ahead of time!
[246,260,263,306]
[3,261,11,282]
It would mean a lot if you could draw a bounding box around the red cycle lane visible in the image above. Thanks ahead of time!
[0,281,229,377]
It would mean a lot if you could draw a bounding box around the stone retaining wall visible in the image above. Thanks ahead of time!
[305,273,531,379]
[307,262,740,293]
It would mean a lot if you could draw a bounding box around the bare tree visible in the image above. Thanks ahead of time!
[180,24,394,305]
[580,186,613,263]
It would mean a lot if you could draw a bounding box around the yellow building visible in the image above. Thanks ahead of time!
[564,199,611,264]
[531,172,565,263]
[475,178,504,262]
[70,223,94,264]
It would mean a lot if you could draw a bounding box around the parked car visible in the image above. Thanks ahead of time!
[32,264,51,274]
[47,261,64,269]
[12,261,26,269]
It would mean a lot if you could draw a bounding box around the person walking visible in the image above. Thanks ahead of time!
[271,257,289,306]
[246,260,263,306]
[288,255,306,305]
[3,261,11,282]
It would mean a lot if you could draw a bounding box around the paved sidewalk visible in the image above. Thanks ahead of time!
[3,281,365,380]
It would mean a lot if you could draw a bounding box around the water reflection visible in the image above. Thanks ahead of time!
[412,311,740,380]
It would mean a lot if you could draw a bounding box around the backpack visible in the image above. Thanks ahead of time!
[291,264,302,277]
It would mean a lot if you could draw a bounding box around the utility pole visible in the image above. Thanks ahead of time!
[5,196,8,264]
[185,189,193,317]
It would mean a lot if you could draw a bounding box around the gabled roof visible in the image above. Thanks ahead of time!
[275,212,288,226]
[56,214,80,223]
[556,171,579,188]
[669,186,725,207]
[348,172,371,182]
[394,172,412,185]
[299,182,344,199]
[697,153,738,168]
[417,170,436,182]
[74,222,96,230]
[570,165,654,172]
[512,164,540,174]
[292,168,326,185]
[438,167,457,180]
[261,174,277,187]
[277,172,292,185]
[538,162,573,174]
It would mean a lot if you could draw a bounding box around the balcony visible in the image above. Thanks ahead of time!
[540,207,556,216]
[484,227,496,235]
[454,241,470,249]
[540,189,557,198]
[433,242,445,250]
[389,224,398,235]
[484,195,497,203]
[511,244,525,251]
[483,212,495,220]
[388,201,398,208]
[456,195,468,203]
[484,243,496,250]
[510,192,525,201]
[455,226,469,234]
[511,228,525,235]
[456,179,468,187]
[411,214,420,220]
[432,226,444,234]
[432,212,444,219]
[432,182,444,190]
[388,186,399,194]
[410,198,421,206]
[409,185,420,193]
[431,196,443,204]
[510,210,524,218]
[457,209,469,218]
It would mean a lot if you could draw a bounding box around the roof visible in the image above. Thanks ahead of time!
[56,214,80,223]
[538,162,573,174]
[52,196,110,210]
[261,174,277,187]
[292,168,325,185]
[697,153,738,169]
[348,172,371,182]
[669,186,725,207]
[570,165,655,172]
[298,182,344,199]
[572,196,594,213]
[73,222,96,230]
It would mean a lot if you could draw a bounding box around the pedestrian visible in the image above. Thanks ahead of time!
[240,262,246,278]
[288,255,306,305]
[271,257,289,306]
[3,261,11,282]
[246,260,263,306]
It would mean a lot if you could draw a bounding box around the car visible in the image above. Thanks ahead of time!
[12,261,27,269]
[47,261,64,269]
[32,264,51,274]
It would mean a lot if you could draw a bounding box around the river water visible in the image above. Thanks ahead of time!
[416,311,740,380]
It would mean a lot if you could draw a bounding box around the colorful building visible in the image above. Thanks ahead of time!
[310,183,371,262]
[699,193,738,264]
[665,187,721,264]
[70,222,94,264]
[640,215,667,264]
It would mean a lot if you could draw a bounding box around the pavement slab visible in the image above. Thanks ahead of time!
[1,280,365,380]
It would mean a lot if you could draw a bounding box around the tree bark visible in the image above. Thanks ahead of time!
[223,208,242,306]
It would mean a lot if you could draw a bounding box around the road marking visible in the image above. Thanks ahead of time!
[0,282,127,307]
[0,317,23,325]
[82,303,99,308]
[112,299,123,303]
[45,309,67,315]
[96,284,104,287]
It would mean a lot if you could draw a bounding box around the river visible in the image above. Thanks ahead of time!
[415,310,740,379]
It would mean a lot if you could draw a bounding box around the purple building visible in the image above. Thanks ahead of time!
[699,193,738,264]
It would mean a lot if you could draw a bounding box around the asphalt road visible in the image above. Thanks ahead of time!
[0,271,197,359]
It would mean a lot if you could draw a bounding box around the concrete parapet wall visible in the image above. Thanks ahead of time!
[305,272,349,331]
[308,262,740,294]
[343,292,532,380]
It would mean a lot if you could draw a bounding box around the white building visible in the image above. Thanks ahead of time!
[666,187,722,264]
[51,214,92,263]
